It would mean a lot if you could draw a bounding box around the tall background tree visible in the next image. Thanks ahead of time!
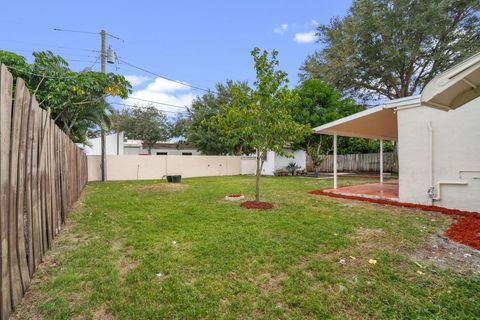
[119,105,171,154]
[181,80,253,155]
[291,79,393,174]
[301,0,480,101]
[211,48,308,202]
[0,50,131,143]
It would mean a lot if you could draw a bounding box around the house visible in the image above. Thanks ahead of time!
[82,132,200,156]
[123,140,200,155]
[314,51,480,212]
[81,132,124,155]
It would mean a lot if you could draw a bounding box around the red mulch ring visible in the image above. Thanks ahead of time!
[240,201,274,210]
[308,189,480,250]
[228,194,242,197]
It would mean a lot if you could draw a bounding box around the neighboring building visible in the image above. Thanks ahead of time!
[81,132,124,155]
[241,149,307,176]
[83,133,200,156]
[314,52,480,212]
[123,140,200,155]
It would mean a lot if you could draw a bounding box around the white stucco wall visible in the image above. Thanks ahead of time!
[274,149,307,171]
[82,132,124,155]
[88,155,242,181]
[239,150,308,176]
[398,98,480,212]
[241,157,257,175]
[261,151,277,175]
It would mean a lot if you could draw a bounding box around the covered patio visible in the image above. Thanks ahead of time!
[323,179,399,200]
[312,97,412,200]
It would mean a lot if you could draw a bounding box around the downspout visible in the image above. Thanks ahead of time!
[427,121,435,205]
[426,122,467,202]
[333,133,338,189]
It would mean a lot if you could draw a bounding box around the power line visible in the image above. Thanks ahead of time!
[53,28,124,42]
[69,59,99,63]
[53,28,99,35]
[117,58,213,93]
[126,96,187,109]
[110,102,186,114]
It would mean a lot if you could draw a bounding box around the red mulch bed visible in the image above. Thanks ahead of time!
[228,194,242,197]
[240,201,274,210]
[308,189,480,250]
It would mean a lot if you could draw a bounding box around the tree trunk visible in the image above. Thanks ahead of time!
[255,149,261,202]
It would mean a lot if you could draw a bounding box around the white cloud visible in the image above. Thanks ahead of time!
[123,77,198,114]
[293,30,317,44]
[273,23,289,35]
[124,75,150,86]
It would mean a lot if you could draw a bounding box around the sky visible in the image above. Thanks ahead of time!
[0,0,353,115]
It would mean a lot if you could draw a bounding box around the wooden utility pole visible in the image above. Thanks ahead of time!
[100,30,107,181]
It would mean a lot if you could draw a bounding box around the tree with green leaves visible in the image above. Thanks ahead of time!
[119,105,171,154]
[0,50,131,143]
[301,0,480,101]
[290,79,393,174]
[180,80,253,155]
[211,48,308,202]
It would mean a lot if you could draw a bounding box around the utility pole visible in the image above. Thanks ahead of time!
[100,30,107,181]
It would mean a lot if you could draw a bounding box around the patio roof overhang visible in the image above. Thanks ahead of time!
[313,105,398,141]
[421,52,480,111]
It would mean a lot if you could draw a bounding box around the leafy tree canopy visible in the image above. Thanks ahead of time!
[181,80,254,155]
[290,79,393,173]
[119,105,171,154]
[210,48,309,201]
[301,0,480,101]
[291,79,393,154]
[0,50,131,143]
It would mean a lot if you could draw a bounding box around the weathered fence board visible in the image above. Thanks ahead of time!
[312,152,398,173]
[0,65,88,319]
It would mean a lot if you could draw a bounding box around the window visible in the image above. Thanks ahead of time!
[156,152,167,155]
[182,152,193,156]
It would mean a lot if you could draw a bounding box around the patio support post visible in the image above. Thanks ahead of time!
[333,133,337,189]
[380,139,384,184]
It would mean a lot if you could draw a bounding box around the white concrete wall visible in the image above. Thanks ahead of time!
[398,98,480,212]
[88,155,242,181]
[241,157,257,175]
[274,149,307,171]
[240,149,307,176]
[261,151,276,175]
[82,132,124,155]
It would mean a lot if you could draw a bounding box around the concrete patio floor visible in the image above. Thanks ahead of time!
[324,179,399,200]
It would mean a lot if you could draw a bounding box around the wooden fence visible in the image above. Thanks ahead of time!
[0,65,87,319]
[313,152,398,173]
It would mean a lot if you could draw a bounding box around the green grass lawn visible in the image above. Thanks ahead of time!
[14,176,480,319]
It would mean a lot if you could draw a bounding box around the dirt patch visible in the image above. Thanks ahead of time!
[256,272,287,293]
[133,183,188,193]
[113,241,139,285]
[297,226,479,275]
[91,306,116,320]
[406,234,480,274]
[240,201,274,210]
